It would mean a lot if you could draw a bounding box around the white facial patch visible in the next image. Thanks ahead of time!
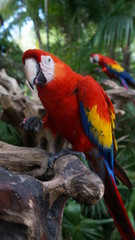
[93,54,99,62]
[40,55,54,83]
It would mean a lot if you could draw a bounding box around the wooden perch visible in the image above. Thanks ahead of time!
[0,68,21,96]
[0,141,104,240]
[103,79,135,115]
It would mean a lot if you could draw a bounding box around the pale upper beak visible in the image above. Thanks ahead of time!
[24,58,47,90]
[24,58,37,90]
[90,56,94,63]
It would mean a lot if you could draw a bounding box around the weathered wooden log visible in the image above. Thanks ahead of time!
[0,68,21,96]
[103,79,135,115]
[0,141,104,240]
[0,141,48,177]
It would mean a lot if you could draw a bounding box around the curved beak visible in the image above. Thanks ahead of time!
[90,57,94,63]
[24,58,47,90]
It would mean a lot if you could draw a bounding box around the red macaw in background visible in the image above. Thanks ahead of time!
[90,53,135,90]
[21,49,135,240]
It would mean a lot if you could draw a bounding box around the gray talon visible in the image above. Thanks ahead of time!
[20,116,43,132]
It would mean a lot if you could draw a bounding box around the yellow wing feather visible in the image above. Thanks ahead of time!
[108,63,124,72]
[85,105,112,149]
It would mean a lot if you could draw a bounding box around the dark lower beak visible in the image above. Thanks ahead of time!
[34,70,47,86]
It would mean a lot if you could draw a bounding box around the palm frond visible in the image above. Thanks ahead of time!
[90,0,135,48]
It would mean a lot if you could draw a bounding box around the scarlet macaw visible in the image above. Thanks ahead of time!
[90,53,135,90]
[21,49,135,239]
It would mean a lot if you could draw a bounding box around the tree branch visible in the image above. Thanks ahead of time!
[103,79,135,115]
[0,141,104,240]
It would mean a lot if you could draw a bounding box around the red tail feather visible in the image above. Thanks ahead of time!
[114,160,133,190]
[104,172,135,240]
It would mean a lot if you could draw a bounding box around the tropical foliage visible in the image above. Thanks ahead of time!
[0,0,135,239]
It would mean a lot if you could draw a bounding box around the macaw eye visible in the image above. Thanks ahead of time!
[41,55,53,66]
[40,55,55,83]
[46,56,52,64]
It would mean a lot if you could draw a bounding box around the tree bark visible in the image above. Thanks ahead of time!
[0,141,104,240]
[102,79,135,115]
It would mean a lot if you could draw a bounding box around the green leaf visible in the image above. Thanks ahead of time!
[0,121,22,146]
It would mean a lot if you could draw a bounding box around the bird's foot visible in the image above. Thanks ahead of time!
[48,149,86,169]
[20,116,43,132]
[95,67,102,73]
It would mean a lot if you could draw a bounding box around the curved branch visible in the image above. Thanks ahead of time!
[0,141,104,240]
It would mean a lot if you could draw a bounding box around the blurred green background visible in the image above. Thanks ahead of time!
[0,0,135,239]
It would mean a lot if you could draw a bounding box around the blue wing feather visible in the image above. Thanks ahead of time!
[79,101,114,177]
[106,64,135,86]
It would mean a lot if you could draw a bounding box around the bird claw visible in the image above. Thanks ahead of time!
[48,149,86,170]
[20,116,43,132]
[95,67,102,73]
